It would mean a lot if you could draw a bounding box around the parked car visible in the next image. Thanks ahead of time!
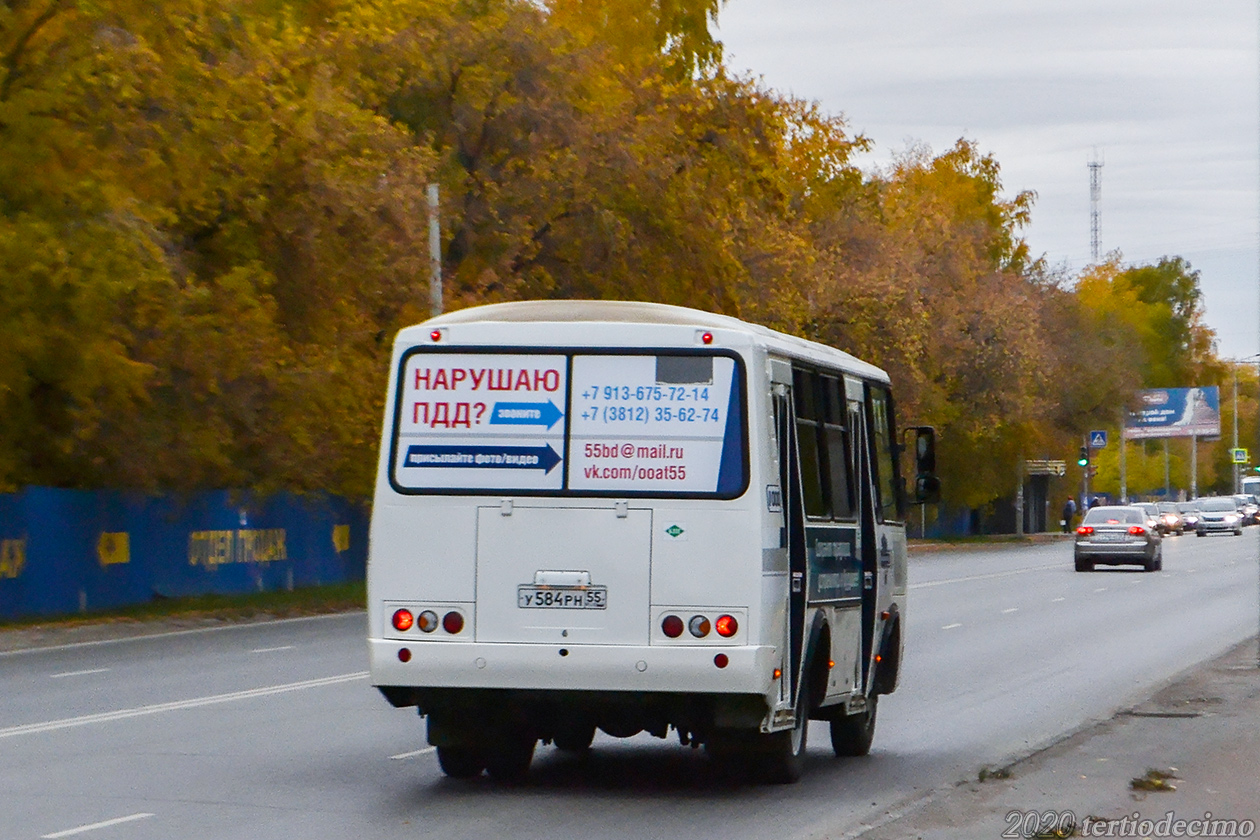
[1155,502,1184,535]
[1195,497,1244,537]
[1231,494,1259,525]
[1074,505,1163,572]
[1177,500,1202,531]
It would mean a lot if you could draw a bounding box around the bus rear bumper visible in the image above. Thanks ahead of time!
[369,638,779,696]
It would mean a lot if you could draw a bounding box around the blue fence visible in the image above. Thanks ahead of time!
[0,488,367,621]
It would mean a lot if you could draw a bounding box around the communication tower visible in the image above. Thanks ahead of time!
[1088,153,1103,262]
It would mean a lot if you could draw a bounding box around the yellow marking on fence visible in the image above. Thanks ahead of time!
[96,532,130,566]
[188,529,287,567]
[332,524,350,553]
[0,539,26,579]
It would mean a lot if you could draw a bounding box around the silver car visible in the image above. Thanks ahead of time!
[1195,497,1244,536]
[1074,505,1163,572]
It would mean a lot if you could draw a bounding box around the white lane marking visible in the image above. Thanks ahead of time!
[390,747,437,760]
[941,623,962,630]
[1093,588,1107,593]
[1051,597,1066,602]
[1001,608,1018,614]
[42,812,154,838]
[0,672,367,740]
[49,668,110,679]
[910,563,1062,590]
[250,645,294,654]
[0,611,366,659]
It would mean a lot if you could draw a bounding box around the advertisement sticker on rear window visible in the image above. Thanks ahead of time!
[390,349,746,497]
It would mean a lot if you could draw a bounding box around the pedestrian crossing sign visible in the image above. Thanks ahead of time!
[1232,448,1248,464]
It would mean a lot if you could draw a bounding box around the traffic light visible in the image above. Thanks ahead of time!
[1077,446,1089,467]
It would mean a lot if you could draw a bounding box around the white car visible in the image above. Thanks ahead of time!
[1195,497,1244,537]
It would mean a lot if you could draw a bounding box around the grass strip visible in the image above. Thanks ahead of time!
[0,580,366,631]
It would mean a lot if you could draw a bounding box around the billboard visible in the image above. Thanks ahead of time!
[1124,387,1221,439]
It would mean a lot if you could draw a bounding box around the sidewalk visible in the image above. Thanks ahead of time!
[846,637,1260,839]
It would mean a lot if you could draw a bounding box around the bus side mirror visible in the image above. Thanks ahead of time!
[904,426,940,505]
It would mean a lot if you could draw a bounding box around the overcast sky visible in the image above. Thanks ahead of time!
[716,0,1259,362]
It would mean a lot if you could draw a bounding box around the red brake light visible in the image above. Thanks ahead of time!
[1128,525,1146,536]
[715,614,738,638]
[661,615,684,638]
[1076,526,1094,535]
[392,609,414,631]
[701,332,714,345]
[441,611,464,634]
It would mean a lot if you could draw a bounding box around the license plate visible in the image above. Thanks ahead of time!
[1093,533,1125,542]
[517,586,608,609]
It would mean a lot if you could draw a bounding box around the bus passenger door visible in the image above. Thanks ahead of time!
[849,395,878,692]
[773,386,807,709]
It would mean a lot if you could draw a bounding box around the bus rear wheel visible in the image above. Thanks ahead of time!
[436,746,484,779]
[830,695,878,757]
[484,735,536,784]
[757,674,810,784]
[553,721,596,753]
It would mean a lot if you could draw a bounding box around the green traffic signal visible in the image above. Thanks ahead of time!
[1077,446,1089,467]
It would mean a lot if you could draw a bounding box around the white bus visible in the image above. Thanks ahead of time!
[368,301,938,783]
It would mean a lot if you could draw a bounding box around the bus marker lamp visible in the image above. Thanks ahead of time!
[713,654,729,669]
[398,648,412,663]
[441,611,464,634]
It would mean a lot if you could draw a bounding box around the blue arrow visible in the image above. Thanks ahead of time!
[489,400,564,430]
[404,444,562,474]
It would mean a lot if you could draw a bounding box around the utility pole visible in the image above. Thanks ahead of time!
[427,183,443,318]
[1088,152,1104,262]
[1234,365,1240,493]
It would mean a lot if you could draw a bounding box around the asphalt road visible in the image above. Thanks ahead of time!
[2,532,1257,840]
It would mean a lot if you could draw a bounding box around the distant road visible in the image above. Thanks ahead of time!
[2,534,1256,840]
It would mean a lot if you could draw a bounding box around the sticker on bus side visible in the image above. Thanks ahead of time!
[393,353,568,491]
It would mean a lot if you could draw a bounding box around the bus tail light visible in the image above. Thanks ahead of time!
[688,616,711,638]
[661,615,684,638]
[715,614,738,638]
[417,610,439,633]
[391,609,414,632]
[442,611,465,634]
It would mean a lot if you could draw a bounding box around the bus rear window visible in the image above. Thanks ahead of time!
[389,350,747,498]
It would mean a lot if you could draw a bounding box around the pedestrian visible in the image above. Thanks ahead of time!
[1089,496,1101,510]
[1061,497,1076,533]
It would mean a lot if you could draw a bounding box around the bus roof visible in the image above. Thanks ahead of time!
[418,300,889,382]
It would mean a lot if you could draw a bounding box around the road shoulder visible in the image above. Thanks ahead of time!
[848,637,1260,839]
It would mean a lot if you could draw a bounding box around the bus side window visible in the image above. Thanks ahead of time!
[867,384,903,522]
[821,376,853,519]
[792,369,827,518]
